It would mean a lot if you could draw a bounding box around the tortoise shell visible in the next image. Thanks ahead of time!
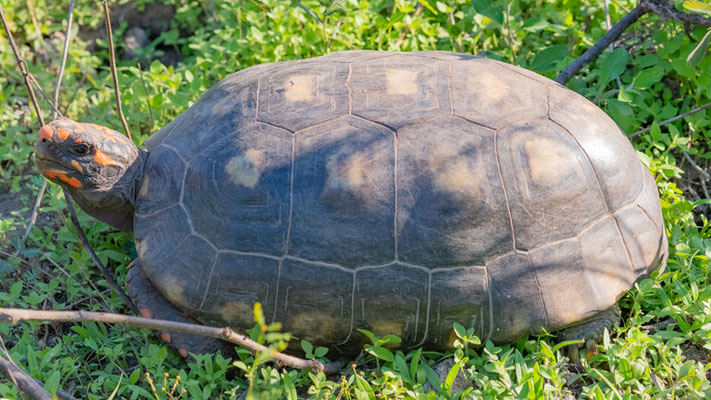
[133,51,667,351]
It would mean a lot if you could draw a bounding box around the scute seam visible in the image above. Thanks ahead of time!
[548,118,636,276]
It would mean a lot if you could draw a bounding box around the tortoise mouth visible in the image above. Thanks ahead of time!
[36,157,74,174]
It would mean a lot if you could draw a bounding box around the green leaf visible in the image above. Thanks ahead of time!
[472,0,503,25]
[0,259,14,275]
[107,373,123,400]
[366,346,394,362]
[357,329,377,345]
[301,339,313,355]
[684,0,711,15]
[540,340,555,360]
[453,322,467,339]
[314,346,328,358]
[529,44,569,71]
[417,0,438,15]
[410,348,422,383]
[423,363,443,392]
[444,359,464,394]
[521,18,549,32]
[394,353,411,382]
[633,67,665,89]
[687,29,711,67]
[380,334,402,345]
[600,48,629,84]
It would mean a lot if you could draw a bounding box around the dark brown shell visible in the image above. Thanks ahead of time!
[133,51,667,352]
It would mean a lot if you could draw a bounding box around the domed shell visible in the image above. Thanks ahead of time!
[133,51,667,351]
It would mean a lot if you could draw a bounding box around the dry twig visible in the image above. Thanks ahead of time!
[0,356,50,400]
[63,194,139,314]
[629,101,711,137]
[0,308,332,373]
[556,0,711,85]
[102,0,131,139]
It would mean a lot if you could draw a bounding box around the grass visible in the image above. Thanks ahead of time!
[2,0,711,398]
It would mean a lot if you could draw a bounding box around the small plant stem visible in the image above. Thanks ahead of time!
[63,192,139,315]
[102,0,131,140]
[0,307,330,372]
[137,62,155,130]
[629,101,711,137]
[23,0,75,243]
[504,2,516,63]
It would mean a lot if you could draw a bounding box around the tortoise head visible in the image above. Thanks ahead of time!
[35,118,145,231]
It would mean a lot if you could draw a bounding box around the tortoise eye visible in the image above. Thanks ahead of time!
[72,143,91,156]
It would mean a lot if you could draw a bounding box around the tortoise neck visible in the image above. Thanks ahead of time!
[66,149,147,232]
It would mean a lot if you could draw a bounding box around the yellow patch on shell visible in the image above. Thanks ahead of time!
[429,154,485,198]
[283,75,316,102]
[386,69,419,96]
[225,149,266,188]
[138,176,150,198]
[160,275,187,305]
[468,73,510,103]
[220,301,256,327]
[370,320,404,344]
[524,137,581,185]
[326,151,368,191]
[285,312,339,343]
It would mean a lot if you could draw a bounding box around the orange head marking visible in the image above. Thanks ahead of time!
[94,149,118,166]
[56,128,72,142]
[38,125,53,142]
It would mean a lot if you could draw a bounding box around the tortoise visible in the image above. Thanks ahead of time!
[34,50,667,357]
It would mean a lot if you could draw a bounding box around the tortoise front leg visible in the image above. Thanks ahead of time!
[126,262,233,358]
[556,305,621,364]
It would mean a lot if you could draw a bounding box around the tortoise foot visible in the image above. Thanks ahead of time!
[556,305,621,364]
[126,261,233,358]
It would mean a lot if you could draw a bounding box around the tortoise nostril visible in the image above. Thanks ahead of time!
[41,138,47,143]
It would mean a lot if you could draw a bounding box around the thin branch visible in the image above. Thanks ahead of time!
[555,4,648,84]
[23,0,75,243]
[0,7,45,126]
[0,308,331,373]
[102,0,131,139]
[63,192,139,315]
[0,356,48,400]
[53,0,75,119]
[644,0,711,26]
[27,74,63,117]
[629,101,711,137]
[0,344,77,400]
[0,334,51,400]
[21,180,46,242]
[682,150,711,181]
[556,0,711,85]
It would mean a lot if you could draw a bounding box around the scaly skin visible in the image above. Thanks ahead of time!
[126,263,233,358]
[555,305,621,364]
